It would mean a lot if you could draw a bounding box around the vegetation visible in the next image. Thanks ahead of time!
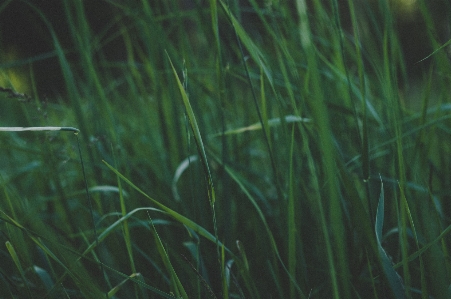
[1,0,451,298]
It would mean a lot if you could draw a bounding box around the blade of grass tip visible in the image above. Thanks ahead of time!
[217,0,284,192]
[165,52,222,284]
[148,215,188,299]
[165,52,215,206]
[6,241,33,298]
[235,240,261,299]
[415,38,451,64]
[375,179,405,299]
[33,265,54,291]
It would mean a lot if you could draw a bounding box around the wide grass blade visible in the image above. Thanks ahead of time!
[375,181,405,298]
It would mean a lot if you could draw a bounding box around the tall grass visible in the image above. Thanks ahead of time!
[1,0,451,298]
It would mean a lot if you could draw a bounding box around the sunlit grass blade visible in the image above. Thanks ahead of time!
[209,115,311,138]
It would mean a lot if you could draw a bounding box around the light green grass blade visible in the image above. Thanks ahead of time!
[209,115,311,138]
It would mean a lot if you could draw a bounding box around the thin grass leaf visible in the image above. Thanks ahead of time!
[208,150,305,298]
[0,126,79,133]
[416,38,451,64]
[149,217,188,299]
[1,208,179,298]
[209,115,311,138]
[107,273,141,298]
[398,182,428,299]
[101,161,231,254]
[288,125,297,299]
[165,52,215,206]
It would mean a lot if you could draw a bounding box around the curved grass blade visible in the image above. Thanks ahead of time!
[0,209,180,299]
[102,161,231,255]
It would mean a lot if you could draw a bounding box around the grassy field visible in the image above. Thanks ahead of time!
[1,0,451,298]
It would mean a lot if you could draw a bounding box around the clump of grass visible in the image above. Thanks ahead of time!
[1,0,451,298]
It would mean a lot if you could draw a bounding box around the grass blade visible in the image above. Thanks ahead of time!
[375,180,405,298]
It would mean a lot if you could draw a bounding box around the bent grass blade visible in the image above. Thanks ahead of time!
[0,126,80,133]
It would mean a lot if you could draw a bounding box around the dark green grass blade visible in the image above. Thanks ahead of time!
[375,181,405,299]
[165,52,216,206]
[5,241,33,298]
[102,161,230,254]
[149,218,188,299]
[0,208,181,299]
[208,150,305,298]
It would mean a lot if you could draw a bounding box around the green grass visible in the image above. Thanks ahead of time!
[1,0,451,298]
